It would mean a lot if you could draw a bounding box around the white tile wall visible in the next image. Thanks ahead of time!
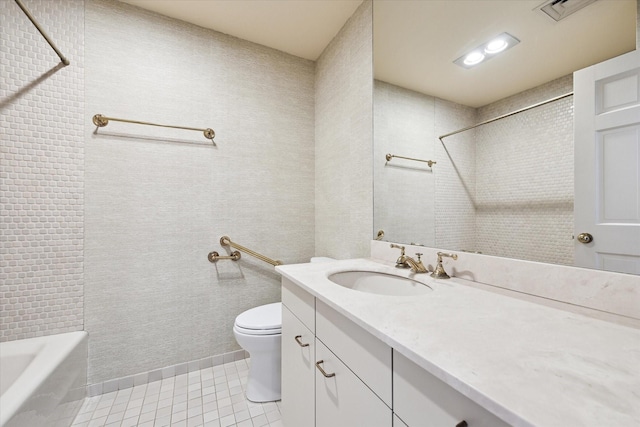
[83,0,315,385]
[0,0,84,341]
[434,99,477,251]
[475,75,574,265]
[315,0,373,259]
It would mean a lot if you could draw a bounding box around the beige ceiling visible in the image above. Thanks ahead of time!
[374,0,637,107]
[118,0,364,60]
[119,0,637,108]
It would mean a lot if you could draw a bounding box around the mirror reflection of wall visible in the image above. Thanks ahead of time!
[373,0,637,270]
[374,75,572,265]
[374,82,437,247]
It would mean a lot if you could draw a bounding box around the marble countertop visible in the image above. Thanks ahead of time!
[276,258,640,427]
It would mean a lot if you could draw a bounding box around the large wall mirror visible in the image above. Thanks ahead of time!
[373,0,638,273]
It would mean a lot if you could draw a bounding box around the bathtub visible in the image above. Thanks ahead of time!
[0,331,88,427]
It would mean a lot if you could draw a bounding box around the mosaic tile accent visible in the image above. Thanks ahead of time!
[475,76,574,265]
[0,0,85,341]
[434,99,477,252]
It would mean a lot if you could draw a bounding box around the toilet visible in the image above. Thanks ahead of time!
[233,302,282,402]
[234,256,335,402]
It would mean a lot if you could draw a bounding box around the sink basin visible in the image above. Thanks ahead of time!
[328,271,432,296]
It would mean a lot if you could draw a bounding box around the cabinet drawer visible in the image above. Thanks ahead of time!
[315,339,392,427]
[316,300,392,407]
[393,351,510,427]
[282,277,315,332]
[281,305,315,427]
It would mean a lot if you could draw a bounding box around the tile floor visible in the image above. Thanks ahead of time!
[71,358,283,427]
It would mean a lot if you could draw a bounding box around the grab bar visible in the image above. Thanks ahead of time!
[14,0,70,66]
[220,236,282,266]
[92,114,215,141]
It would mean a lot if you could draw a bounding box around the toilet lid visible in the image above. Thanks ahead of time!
[235,302,281,331]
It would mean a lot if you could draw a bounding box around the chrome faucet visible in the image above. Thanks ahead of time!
[431,252,458,279]
[390,244,429,273]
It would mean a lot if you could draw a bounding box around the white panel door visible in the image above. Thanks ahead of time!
[574,50,640,274]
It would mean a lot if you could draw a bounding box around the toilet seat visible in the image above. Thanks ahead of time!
[234,302,281,336]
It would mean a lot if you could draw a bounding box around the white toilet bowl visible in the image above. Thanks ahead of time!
[233,259,334,402]
[233,302,282,402]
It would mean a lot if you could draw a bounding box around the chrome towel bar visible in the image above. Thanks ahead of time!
[386,154,436,168]
[92,114,215,141]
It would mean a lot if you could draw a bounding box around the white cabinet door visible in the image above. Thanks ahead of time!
[315,339,391,427]
[574,49,640,274]
[281,305,315,427]
[393,351,510,427]
[316,299,392,407]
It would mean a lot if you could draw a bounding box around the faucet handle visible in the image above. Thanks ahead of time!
[432,252,458,279]
[391,244,410,269]
[437,251,458,262]
[390,244,405,256]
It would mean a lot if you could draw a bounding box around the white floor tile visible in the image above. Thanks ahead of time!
[72,358,286,427]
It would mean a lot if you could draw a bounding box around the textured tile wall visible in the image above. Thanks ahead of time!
[315,0,373,259]
[374,81,436,246]
[0,0,84,341]
[84,0,315,384]
[434,99,477,251]
[475,76,574,265]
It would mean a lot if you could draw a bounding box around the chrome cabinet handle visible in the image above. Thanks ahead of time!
[294,335,309,347]
[315,360,335,378]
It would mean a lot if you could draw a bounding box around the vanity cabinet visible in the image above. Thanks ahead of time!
[282,278,391,427]
[281,305,315,427]
[315,339,391,427]
[393,351,510,427]
[281,277,509,427]
[281,278,316,427]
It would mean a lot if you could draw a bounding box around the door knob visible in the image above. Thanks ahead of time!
[577,232,593,244]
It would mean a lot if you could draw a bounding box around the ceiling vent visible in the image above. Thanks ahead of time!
[538,0,599,21]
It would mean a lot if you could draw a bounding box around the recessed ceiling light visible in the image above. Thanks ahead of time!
[463,51,485,66]
[485,38,509,54]
[454,32,520,69]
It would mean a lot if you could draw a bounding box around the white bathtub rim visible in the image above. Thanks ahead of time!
[0,331,88,427]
